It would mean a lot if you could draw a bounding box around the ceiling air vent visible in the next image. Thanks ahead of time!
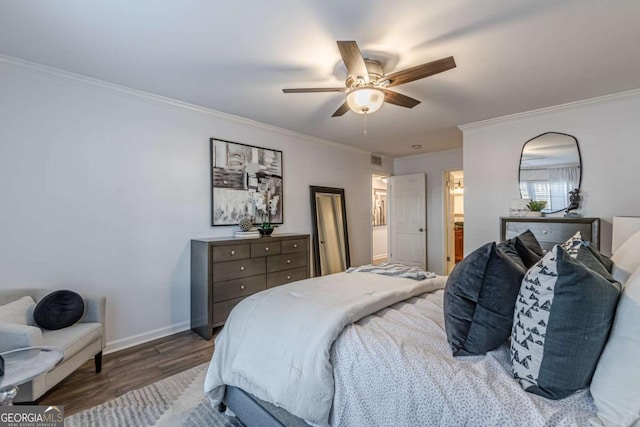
[371,154,383,166]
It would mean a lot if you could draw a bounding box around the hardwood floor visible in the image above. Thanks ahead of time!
[37,330,216,416]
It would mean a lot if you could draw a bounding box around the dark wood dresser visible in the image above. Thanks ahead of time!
[191,233,310,339]
[500,217,600,251]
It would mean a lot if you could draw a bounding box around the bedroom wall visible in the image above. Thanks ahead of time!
[461,89,640,256]
[393,148,463,274]
[0,58,392,352]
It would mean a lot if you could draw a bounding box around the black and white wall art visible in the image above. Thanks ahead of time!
[210,138,283,226]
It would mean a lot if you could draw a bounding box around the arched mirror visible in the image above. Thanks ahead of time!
[310,186,350,276]
[519,132,581,213]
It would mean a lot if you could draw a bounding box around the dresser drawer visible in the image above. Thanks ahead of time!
[213,297,244,325]
[281,238,307,254]
[213,275,266,303]
[213,258,266,282]
[267,267,308,288]
[212,244,250,262]
[505,222,593,244]
[251,241,281,257]
[501,217,600,251]
[267,252,307,273]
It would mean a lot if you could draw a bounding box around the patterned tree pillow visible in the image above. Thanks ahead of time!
[511,245,621,399]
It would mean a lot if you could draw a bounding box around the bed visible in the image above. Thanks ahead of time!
[204,242,640,427]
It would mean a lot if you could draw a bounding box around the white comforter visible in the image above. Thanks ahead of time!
[204,271,447,426]
[330,290,599,427]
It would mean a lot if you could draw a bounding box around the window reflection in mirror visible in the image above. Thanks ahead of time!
[519,132,581,213]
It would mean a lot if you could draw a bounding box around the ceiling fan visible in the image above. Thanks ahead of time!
[282,41,456,117]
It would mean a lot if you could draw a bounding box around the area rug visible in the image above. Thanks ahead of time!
[65,363,243,427]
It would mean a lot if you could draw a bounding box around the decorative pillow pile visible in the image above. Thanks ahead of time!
[0,296,36,326]
[34,290,85,330]
[511,245,621,399]
[590,231,640,426]
[444,241,526,356]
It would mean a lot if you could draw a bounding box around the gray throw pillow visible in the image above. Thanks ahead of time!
[511,245,621,399]
[512,229,545,268]
[561,231,613,272]
[444,242,526,356]
[496,239,527,270]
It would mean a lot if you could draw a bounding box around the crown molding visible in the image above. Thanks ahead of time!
[458,87,640,131]
[0,54,372,155]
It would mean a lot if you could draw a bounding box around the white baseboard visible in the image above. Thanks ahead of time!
[373,254,388,261]
[103,320,191,355]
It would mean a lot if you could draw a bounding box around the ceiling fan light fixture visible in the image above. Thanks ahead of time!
[346,87,385,114]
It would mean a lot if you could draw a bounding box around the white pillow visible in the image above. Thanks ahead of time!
[0,296,36,325]
[611,230,640,284]
[591,267,640,426]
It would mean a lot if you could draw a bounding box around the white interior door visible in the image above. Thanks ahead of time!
[389,173,427,269]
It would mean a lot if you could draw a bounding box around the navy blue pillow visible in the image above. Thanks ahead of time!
[496,239,527,270]
[34,290,85,330]
[444,242,526,356]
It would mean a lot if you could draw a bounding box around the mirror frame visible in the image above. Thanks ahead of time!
[309,186,351,276]
[518,131,582,214]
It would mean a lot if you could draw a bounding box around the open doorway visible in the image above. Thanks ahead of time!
[444,170,464,274]
[371,173,389,265]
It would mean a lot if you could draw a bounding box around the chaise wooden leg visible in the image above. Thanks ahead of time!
[94,351,103,373]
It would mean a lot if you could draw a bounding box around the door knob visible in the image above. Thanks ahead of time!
[419,228,424,232]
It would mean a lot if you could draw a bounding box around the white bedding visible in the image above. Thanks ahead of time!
[204,271,447,426]
[330,289,599,427]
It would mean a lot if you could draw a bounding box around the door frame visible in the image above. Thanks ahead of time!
[370,171,390,264]
[443,168,463,274]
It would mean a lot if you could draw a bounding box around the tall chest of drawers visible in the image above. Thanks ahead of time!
[500,217,601,252]
[191,233,310,339]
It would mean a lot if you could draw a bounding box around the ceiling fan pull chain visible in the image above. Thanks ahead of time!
[363,111,367,136]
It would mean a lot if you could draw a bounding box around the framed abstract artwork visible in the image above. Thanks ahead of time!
[210,138,283,226]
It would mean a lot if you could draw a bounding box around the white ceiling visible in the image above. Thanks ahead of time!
[1,1,640,157]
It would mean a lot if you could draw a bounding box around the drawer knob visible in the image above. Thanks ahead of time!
[286,259,291,264]
[230,250,236,255]
[287,275,291,280]
[542,230,548,234]
[293,244,298,248]
[240,266,245,271]
[240,285,245,290]
[265,247,270,251]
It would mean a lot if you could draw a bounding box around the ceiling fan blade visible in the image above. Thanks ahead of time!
[283,87,346,93]
[385,56,456,88]
[331,101,350,117]
[337,41,369,83]
[383,89,421,108]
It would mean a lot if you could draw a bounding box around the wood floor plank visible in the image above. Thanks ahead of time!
[38,330,215,416]
[113,366,165,396]
[158,347,213,376]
